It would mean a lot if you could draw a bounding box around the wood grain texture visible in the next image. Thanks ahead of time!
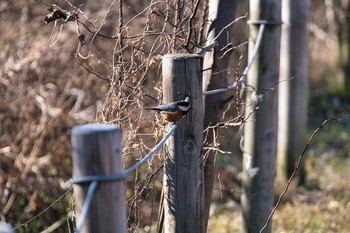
[241,0,281,232]
[72,124,126,233]
[161,54,205,233]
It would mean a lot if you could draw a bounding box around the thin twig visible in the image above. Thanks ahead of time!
[184,0,201,48]
[211,14,247,42]
[259,118,350,233]
[203,146,232,154]
[14,187,74,230]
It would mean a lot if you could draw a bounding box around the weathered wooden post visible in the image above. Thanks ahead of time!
[277,0,309,185]
[72,124,126,233]
[161,54,204,233]
[241,0,281,232]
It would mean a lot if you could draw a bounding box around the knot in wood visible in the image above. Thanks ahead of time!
[184,137,196,157]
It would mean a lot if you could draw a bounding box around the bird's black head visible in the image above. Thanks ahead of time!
[178,95,190,112]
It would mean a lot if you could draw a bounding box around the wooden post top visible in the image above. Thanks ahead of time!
[72,124,121,134]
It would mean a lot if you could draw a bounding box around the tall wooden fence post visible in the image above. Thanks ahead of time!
[277,0,309,185]
[241,0,281,232]
[72,124,126,233]
[161,54,204,233]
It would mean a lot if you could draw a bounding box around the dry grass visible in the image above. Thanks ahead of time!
[0,1,108,231]
[207,122,350,233]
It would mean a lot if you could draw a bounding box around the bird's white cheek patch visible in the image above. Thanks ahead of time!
[178,105,190,111]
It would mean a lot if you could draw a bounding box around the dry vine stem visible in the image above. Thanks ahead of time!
[4,0,249,231]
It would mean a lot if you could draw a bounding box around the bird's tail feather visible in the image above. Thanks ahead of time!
[144,107,161,111]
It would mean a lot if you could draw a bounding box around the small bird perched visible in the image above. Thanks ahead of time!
[145,95,191,122]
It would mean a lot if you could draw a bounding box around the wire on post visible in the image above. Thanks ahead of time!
[75,181,98,233]
[71,123,178,233]
[71,122,177,185]
[124,122,177,174]
[203,20,282,96]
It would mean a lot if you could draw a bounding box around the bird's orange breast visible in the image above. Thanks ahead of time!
[161,111,184,122]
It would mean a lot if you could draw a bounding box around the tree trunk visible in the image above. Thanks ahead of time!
[202,0,238,230]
